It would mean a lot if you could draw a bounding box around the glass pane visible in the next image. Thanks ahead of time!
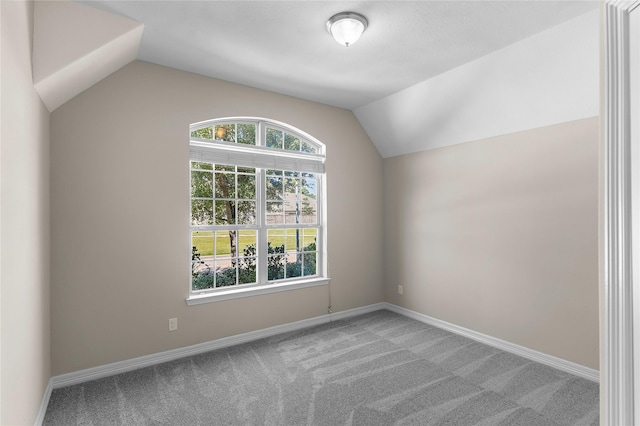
[284,171,299,177]
[286,260,302,279]
[284,178,299,224]
[268,255,285,280]
[266,176,283,200]
[215,164,235,171]
[215,256,234,272]
[238,260,256,284]
[267,230,286,281]
[215,200,235,225]
[214,124,235,142]
[237,175,256,199]
[192,270,215,290]
[215,231,233,256]
[216,266,236,287]
[191,127,213,139]
[191,231,215,290]
[285,228,298,251]
[301,141,317,154]
[300,197,317,224]
[191,200,213,225]
[302,229,317,250]
[238,230,257,255]
[267,229,285,252]
[300,177,317,224]
[303,252,317,276]
[238,166,255,174]
[284,133,301,151]
[191,161,213,170]
[237,124,256,145]
[238,201,256,224]
[237,230,257,285]
[238,230,257,284]
[215,172,236,198]
[191,171,213,198]
[266,202,283,224]
[301,172,316,182]
[266,169,283,176]
[266,128,283,149]
[192,231,215,257]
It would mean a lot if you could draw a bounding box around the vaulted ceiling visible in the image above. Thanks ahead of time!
[77,0,598,110]
[38,1,600,156]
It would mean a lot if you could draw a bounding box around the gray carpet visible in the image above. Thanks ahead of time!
[44,310,599,425]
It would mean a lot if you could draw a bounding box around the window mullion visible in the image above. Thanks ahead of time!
[257,121,267,284]
[258,122,264,148]
[317,174,325,277]
[234,170,239,286]
[258,168,268,284]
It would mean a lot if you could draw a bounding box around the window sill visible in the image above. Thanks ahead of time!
[186,277,330,306]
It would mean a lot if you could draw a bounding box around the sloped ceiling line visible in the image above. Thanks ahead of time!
[33,0,143,112]
[354,9,600,158]
[32,2,598,158]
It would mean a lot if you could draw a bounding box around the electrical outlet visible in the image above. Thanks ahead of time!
[169,317,178,331]
[398,285,404,295]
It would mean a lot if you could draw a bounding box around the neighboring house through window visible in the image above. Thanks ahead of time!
[188,118,328,304]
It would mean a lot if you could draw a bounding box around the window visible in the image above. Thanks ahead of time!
[188,118,327,304]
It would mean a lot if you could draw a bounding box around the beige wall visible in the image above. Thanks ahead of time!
[383,117,600,369]
[50,60,384,375]
[1,1,52,424]
[49,61,599,376]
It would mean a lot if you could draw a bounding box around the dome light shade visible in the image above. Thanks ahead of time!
[326,12,368,47]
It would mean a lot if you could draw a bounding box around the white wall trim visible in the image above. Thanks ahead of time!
[603,1,639,425]
[48,303,385,390]
[47,301,598,392]
[383,303,600,382]
[34,379,53,426]
[630,2,640,421]
[186,278,330,306]
[40,302,600,424]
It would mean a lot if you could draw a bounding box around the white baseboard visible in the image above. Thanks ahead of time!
[329,302,386,321]
[39,301,598,425]
[37,303,385,425]
[49,303,386,390]
[34,379,53,426]
[383,303,600,383]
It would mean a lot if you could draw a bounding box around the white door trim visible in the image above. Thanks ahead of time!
[603,1,640,424]
[631,3,640,421]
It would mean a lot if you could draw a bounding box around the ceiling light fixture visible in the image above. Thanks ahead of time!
[326,12,368,47]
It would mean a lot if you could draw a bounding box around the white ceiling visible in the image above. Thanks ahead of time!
[77,1,599,110]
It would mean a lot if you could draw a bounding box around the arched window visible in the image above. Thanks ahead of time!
[188,118,327,304]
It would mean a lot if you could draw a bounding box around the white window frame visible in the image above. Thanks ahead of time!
[187,117,329,305]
